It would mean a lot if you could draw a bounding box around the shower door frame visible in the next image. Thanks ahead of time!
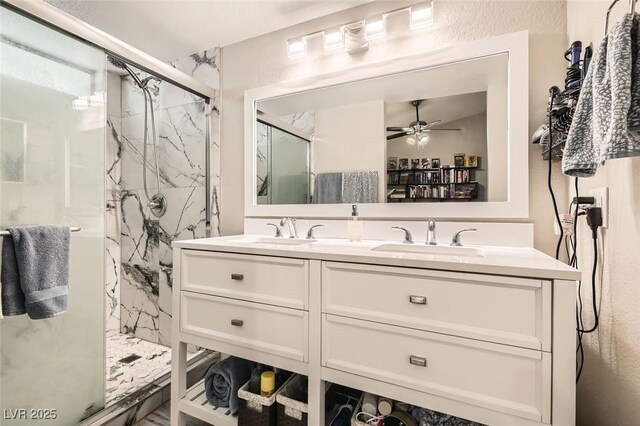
[3,0,215,237]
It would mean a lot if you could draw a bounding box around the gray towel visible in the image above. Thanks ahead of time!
[204,356,256,414]
[342,171,378,203]
[563,14,640,176]
[1,225,70,319]
[313,173,343,204]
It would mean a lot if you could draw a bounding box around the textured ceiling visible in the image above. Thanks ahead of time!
[44,0,372,60]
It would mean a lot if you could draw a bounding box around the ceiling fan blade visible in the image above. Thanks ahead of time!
[425,128,462,131]
[386,127,413,132]
[426,120,442,126]
[386,132,412,140]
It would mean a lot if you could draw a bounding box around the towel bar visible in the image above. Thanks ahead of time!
[0,226,81,237]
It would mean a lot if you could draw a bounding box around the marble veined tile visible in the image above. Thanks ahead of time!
[120,102,206,191]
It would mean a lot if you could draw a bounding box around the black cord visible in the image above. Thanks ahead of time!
[577,236,599,333]
[547,88,564,259]
[576,228,600,382]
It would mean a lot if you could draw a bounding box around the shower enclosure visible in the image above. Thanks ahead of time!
[0,2,216,424]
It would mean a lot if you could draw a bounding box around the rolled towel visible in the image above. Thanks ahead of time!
[1,225,70,319]
[204,356,256,414]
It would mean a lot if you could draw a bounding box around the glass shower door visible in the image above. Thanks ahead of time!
[0,5,106,424]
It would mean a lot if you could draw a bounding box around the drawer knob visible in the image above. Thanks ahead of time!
[409,295,427,305]
[231,319,244,327]
[409,355,427,367]
[231,273,244,281]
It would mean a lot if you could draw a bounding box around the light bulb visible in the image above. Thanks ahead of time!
[406,135,416,146]
[365,17,386,40]
[418,133,430,146]
[410,2,434,29]
[287,37,307,59]
[324,28,344,50]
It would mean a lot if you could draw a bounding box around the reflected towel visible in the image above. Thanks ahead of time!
[563,14,640,176]
[204,356,256,414]
[342,171,378,203]
[313,173,343,204]
[1,225,70,319]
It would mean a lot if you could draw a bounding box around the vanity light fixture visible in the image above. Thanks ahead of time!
[410,2,434,29]
[286,2,435,59]
[323,27,345,50]
[364,16,386,40]
[287,37,307,59]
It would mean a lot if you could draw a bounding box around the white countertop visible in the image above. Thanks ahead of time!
[173,235,581,281]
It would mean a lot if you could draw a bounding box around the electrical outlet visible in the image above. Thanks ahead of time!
[589,187,609,228]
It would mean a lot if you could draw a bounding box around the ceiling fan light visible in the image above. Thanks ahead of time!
[406,135,416,146]
[418,133,430,146]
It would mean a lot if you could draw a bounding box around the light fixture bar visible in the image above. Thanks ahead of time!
[286,2,435,59]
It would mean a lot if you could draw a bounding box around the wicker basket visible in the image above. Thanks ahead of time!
[238,375,293,426]
[276,374,308,426]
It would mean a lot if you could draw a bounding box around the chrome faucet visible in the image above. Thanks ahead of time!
[392,226,414,244]
[426,219,437,245]
[280,217,299,239]
[450,228,477,246]
[306,224,324,240]
[266,223,282,238]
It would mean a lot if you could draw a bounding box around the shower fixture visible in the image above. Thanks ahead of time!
[108,56,166,217]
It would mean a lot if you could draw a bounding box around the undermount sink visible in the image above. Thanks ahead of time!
[372,243,485,257]
[253,237,316,245]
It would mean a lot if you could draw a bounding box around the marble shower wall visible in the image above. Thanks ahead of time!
[108,48,220,346]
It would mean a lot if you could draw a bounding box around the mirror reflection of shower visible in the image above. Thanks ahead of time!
[107,55,167,217]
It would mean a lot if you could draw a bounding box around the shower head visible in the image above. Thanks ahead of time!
[107,55,127,69]
[107,55,144,88]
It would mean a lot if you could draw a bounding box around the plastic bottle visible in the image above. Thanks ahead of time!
[347,204,364,242]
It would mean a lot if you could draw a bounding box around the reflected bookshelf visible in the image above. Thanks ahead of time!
[386,167,480,202]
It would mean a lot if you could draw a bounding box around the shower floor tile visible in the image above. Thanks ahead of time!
[106,332,198,406]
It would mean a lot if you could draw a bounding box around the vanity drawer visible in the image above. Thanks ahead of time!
[322,262,551,350]
[322,314,551,423]
[181,292,308,362]
[181,250,308,310]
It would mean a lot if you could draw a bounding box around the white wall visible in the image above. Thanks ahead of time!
[314,100,385,201]
[221,1,568,255]
[567,2,640,424]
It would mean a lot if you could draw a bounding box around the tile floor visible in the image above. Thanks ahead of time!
[106,332,199,406]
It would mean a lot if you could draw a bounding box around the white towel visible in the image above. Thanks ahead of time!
[563,13,640,177]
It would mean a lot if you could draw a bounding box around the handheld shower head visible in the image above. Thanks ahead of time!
[107,55,144,88]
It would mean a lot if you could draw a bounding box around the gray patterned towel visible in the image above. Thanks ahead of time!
[342,171,378,203]
[563,13,640,177]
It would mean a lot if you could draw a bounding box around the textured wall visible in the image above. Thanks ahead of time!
[221,0,569,256]
[567,2,640,425]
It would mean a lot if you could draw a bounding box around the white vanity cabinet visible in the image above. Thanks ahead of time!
[171,240,578,426]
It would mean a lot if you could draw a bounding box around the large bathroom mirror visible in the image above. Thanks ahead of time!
[245,32,528,218]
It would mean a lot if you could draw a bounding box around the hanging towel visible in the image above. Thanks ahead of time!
[204,356,256,414]
[602,13,640,161]
[563,14,640,176]
[1,225,70,320]
[313,173,343,204]
[342,171,378,203]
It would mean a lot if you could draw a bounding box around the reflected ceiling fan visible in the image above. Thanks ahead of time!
[386,100,461,146]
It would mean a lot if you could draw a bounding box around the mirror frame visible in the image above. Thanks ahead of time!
[244,31,529,219]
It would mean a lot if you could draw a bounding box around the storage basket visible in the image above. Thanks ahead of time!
[276,374,309,426]
[238,374,293,426]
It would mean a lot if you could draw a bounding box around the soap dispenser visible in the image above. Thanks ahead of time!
[347,204,364,242]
